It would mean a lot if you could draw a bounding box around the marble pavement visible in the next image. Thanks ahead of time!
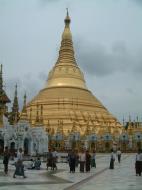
[0,154,141,190]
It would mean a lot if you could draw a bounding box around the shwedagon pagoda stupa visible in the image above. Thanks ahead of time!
[26,10,122,137]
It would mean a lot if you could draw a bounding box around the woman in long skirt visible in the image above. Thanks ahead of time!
[13,160,26,178]
[109,149,115,169]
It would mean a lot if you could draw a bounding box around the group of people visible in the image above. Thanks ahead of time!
[28,158,41,170]
[2,146,142,178]
[67,149,96,173]
[109,148,122,169]
[109,148,142,177]
[3,147,42,178]
[3,147,26,178]
[46,148,58,170]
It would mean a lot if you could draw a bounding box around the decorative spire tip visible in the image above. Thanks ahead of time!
[64,8,70,26]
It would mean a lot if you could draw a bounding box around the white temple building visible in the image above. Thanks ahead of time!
[0,116,48,156]
[0,66,48,156]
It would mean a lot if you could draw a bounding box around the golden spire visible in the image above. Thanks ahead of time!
[64,8,71,27]
[12,84,19,113]
[46,10,87,89]
[20,93,28,121]
[8,84,20,125]
[56,8,76,65]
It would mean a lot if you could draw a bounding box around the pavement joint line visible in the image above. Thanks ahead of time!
[63,167,108,190]
[63,155,130,190]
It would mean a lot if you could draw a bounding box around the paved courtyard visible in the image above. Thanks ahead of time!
[0,154,141,190]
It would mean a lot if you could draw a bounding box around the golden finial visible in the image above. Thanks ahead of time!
[66,8,69,16]
[64,8,71,26]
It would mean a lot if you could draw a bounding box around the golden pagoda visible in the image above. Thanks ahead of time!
[26,10,122,137]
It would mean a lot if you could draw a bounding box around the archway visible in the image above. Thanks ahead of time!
[0,139,4,154]
[24,138,29,155]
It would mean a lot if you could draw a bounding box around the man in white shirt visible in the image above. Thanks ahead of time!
[17,148,23,161]
[79,149,86,172]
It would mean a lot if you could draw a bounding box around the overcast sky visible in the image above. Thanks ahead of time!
[0,0,142,123]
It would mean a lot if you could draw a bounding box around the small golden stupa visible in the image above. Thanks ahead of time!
[26,10,122,136]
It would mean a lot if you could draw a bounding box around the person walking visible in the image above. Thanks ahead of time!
[140,149,142,175]
[3,146,10,175]
[109,149,115,169]
[52,148,58,170]
[75,150,79,168]
[116,148,122,163]
[46,148,53,170]
[91,150,96,168]
[13,160,26,178]
[17,148,23,161]
[68,150,76,173]
[135,149,142,176]
[85,150,91,172]
[79,149,86,173]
